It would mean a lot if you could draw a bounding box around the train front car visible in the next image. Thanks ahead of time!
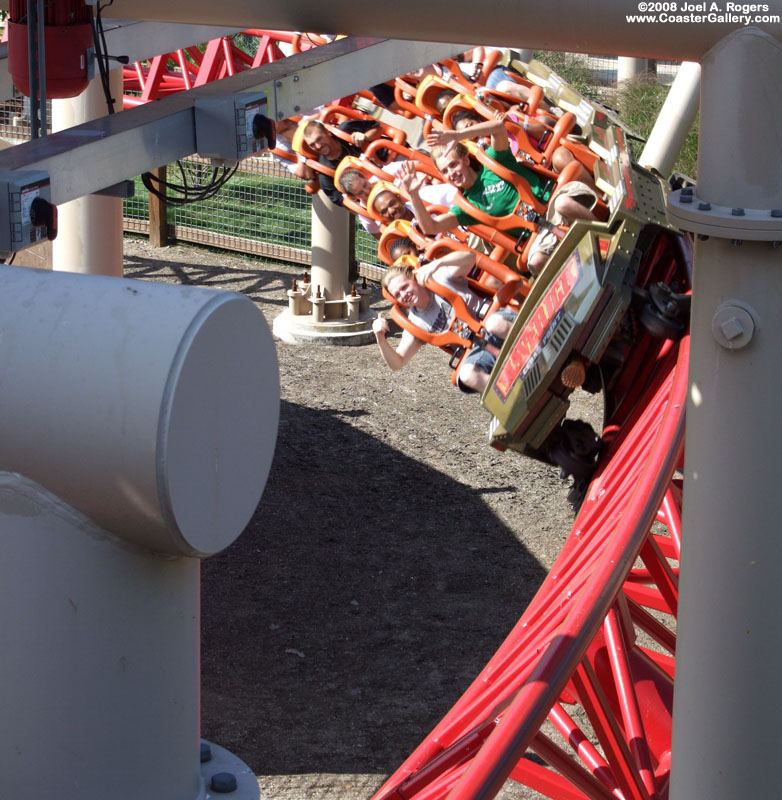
[482,117,691,487]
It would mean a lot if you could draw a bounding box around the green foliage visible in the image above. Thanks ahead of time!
[532,51,605,101]
[533,53,699,179]
[608,73,699,179]
[232,33,260,58]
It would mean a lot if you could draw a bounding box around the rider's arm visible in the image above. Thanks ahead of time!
[428,118,510,153]
[372,317,424,371]
[415,250,476,285]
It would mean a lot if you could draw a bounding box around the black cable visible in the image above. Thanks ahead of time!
[90,0,118,115]
[141,162,239,206]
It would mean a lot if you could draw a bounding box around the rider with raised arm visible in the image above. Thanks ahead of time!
[373,249,515,394]
[400,118,599,276]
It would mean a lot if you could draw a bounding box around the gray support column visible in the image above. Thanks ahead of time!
[310,189,351,318]
[0,266,277,800]
[668,28,782,799]
[638,61,700,178]
[617,56,648,84]
[52,68,124,276]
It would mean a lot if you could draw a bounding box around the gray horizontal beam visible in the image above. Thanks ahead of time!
[100,20,245,65]
[0,38,464,205]
[94,0,782,61]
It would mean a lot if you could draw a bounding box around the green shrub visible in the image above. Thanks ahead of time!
[608,73,699,179]
[532,51,606,102]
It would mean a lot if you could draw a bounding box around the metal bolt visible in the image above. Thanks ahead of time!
[293,75,299,82]
[730,239,744,247]
[293,105,301,112]
[698,202,711,211]
[712,303,756,350]
[200,742,212,763]
[731,207,745,216]
[210,772,238,793]
[771,209,782,218]
[772,241,781,249]
[274,80,282,87]
[680,194,692,204]
[276,111,284,120]
[681,187,694,197]
[720,316,744,341]
[697,234,709,241]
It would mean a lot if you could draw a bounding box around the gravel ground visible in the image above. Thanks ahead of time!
[124,236,598,800]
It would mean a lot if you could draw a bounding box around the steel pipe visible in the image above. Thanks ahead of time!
[0,264,279,556]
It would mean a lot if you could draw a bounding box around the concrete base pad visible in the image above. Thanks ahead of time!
[273,309,376,346]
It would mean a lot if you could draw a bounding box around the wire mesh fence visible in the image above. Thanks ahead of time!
[123,154,379,268]
[570,55,680,88]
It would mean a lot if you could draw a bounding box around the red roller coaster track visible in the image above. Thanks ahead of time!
[122,30,346,108]
[370,255,688,799]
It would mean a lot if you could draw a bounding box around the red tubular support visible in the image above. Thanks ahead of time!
[221,37,235,77]
[602,607,659,798]
[546,704,620,796]
[374,333,689,800]
[527,731,618,800]
[571,657,652,800]
[660,485,683,561]
[175,50,193,91]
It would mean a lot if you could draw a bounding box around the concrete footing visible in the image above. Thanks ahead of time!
[273,308,376,345]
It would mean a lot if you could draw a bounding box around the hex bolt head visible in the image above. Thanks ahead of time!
[720,316,744,341]
[698,202,712,211]
[200,742,212,763]
[731,207,745,216]
[771,209,782,218]
[210,772,238,793]
[712,303,756,350]
[680,194,693,204]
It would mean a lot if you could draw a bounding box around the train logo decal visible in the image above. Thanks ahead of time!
[493,252,582,401]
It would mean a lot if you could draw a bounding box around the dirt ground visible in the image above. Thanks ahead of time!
[123,237,596,800]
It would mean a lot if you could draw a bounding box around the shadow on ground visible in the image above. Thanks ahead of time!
[124,251,297,307]
[201,399,549,777]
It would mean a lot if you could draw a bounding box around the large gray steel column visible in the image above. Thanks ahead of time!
[668,28,782,798]
[0,266,278,800]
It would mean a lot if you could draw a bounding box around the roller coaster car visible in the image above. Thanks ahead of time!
[481,122,691,483]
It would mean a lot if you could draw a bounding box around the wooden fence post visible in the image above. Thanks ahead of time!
[148,166,168,247]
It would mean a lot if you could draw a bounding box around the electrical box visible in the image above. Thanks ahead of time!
[0,170,56,256]
[194,92,276,165]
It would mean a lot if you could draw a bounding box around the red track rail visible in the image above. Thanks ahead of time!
[372,332,688,800]
[122,30,338,108]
